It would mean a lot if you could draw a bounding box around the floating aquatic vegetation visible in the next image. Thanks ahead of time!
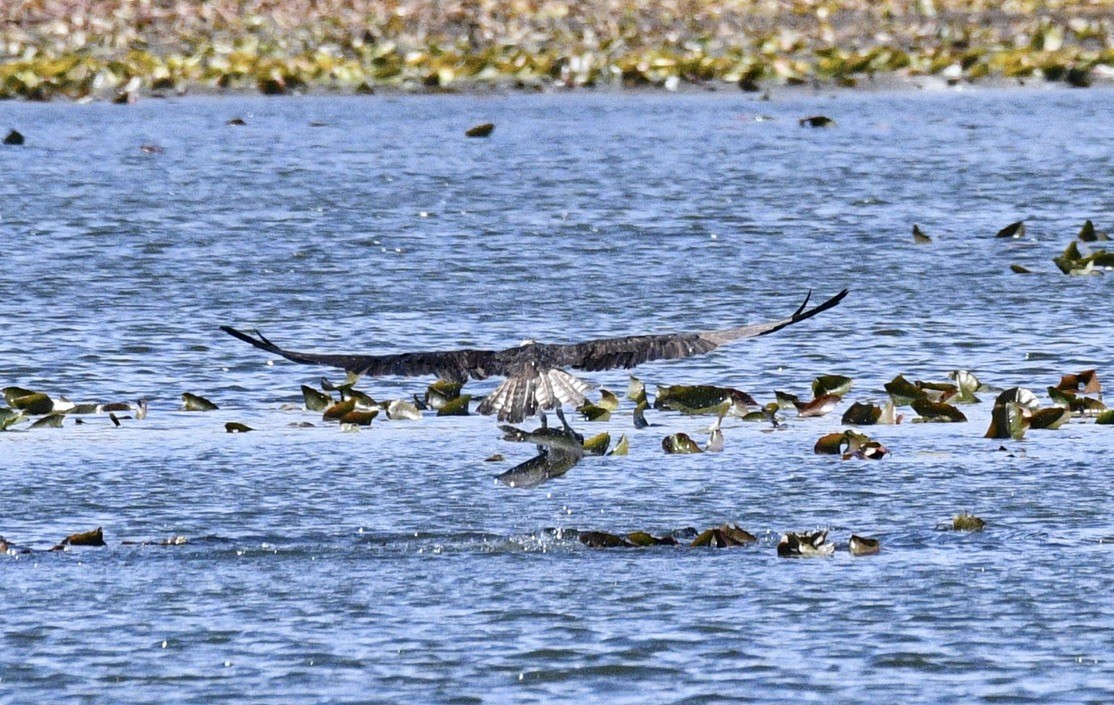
[301,384,332,411]
[812,375,852,399]
[578,531,635,548]
[596,389,620,412]
[741,402,781,426]
[465,123,494,138]
[911,398,968,423]
[609,434,630,456]
[29,414,64,429]
[654,385,754,416]
[60,527,106,547]
[840,401,896,425]
[1095,410,1114,425]
[436,395,472,416]
[848,535,881,556]
[1010,264,1034,274]
[627,375,647,404]
[181,392,218,411]
[1053,240,1110,275]
[426,380,462,409]
[2,386,38,407]
[577,401,611,422]
[814,429,888,459]
[227,117,247,126]
[985,387,1037,439]
[1048,386,1107,415]
[796,394,841,418]
[799,116,834,128]
[1027,407,1071,430]
[912,224,932,244]
[484,454,504,462]
[662,432,703,454]
[322,397,356,420]
[692,523,757,548]
[7,391,55,415]
[340,409,379,426]
[582,432,611,456]
[884,374,926,406]
[948,370,984,403]
[1078,219,1110,242]
[3,129,23,145]
[225,422,253,433]
[777,530,834,557]
[951,513,986,532]
[628,531,680,547]
[386,399,422,420]
[995,220,1025,239]
[0,408,24,430]
[1056,369,1101,396]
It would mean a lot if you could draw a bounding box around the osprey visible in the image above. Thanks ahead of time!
[221,289,847,423]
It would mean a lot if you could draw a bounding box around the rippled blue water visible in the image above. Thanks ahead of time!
[1,87,1112,704]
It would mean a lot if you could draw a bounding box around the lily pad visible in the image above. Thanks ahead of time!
[654,385,754,415]
[0,408,24,430]
[181,392,218,411]
[465,122,494,137]
[608,434,630,456]
[777,530,834,557]
[436,395,471,416]
[225,422,253,433]
[848,535,881,556]
[426,380,463,409]
[301,385,332,411]
[1010,264,1033,274]
[339,409,378,426]
[1095,410,1114,425]
[582,432,611,455]
[692,524,757,548]
[3,386,39,407]
[1028,407,1070,430]
[985,401,1027,440]
[30,414,64,429]
[995,220,1025,238]
[596,389,620,411]
[952,513,986,532]
[797,394,840,418]
[322,398,357,420]
[578,402,611,422]
[62,527,106,547]
[885,375,926,406]
[627,375,647,404]
[812,375,852,398]
[911,398,967,423]
[10,392,54,415]
[1056,369,1101,395]
[386,399,422,420]
[841,401,882,425]
[662,432,703,454]
[578,531,633,548]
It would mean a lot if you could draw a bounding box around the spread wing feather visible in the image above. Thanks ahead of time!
[549,288,849,372]
[220,289,847,382]
[219,326,499,383]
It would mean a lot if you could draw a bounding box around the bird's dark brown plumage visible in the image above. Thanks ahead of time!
[221,288,848,422]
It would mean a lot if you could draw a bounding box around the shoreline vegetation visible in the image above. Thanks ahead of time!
[3,0,1112,101]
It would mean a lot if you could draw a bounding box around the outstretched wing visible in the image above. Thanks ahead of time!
[551,289,849,372]
[219,326,500,383]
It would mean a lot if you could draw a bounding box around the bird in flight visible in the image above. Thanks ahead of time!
[222,288,848,424]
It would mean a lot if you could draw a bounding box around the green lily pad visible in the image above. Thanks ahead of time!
[435,395,471,416]
[608,434,630,456]
[596,389,619,411]
[426,380,463,409]
[662,432,703,454]
[578,402,611,422]
[627,375,647,404]
[1028,407,1070,430]
[582,432,611,455]
[841,401,882,425]
[30,414,64,429]
[181,392,218,411]
[3,386,38,407]
[0,408,24,430]
[386,399,422,420]
[654,385,754,415]
[465,122,494,137]
[952,513,986,532]
[812,375,852,398]
[885,375,925,406]
[301,385,332,411]
[10,392,54,415]
[848,535,881,556]
[1095,410,1114,425]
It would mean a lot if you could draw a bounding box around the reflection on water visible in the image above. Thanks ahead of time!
[1,88,1112,703]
